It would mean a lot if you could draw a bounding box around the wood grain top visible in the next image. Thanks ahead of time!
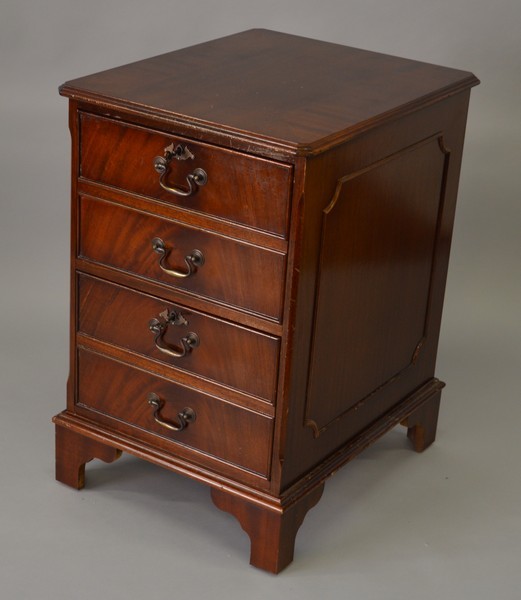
[60,29,479,154]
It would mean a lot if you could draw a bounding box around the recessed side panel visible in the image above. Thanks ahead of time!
[304,136,449,436]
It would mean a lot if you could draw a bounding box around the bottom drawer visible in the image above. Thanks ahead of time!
[76,349,274,477]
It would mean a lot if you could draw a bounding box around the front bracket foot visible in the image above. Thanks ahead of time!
[211,484,324,574]
[55,424,122,489]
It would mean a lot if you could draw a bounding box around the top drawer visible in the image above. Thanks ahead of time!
[79,113,293,238]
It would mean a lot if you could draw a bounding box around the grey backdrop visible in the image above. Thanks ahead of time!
[1,1,520,598]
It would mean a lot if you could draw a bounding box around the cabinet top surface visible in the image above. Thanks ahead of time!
[60,29,478,154]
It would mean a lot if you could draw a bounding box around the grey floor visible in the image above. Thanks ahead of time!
[1,1,521,598]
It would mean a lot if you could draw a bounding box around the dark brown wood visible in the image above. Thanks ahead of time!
[278,91,472,489]
[75,257,284,336]
[54,410,275,491]
[78,195,286,321]
[76,348,274,477]
[77,333,275,418]
[77,178,289,254]
[402,391,441,452]
[55,30,478,572]
[80,112,293,237]
[304,134,447,436]
[60,29,478,156]
[78,273,280,403]
[66,102,80,414]
[55,424,121,489]
[211,484,324,573]
[279,379,445,503]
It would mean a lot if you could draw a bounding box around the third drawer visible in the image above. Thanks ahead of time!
[78,273,280,403]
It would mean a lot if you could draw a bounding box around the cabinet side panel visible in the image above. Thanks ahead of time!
[305,136,447,436]
[279,92,471,489]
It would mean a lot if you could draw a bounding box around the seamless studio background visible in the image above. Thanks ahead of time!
[1,1,520,598]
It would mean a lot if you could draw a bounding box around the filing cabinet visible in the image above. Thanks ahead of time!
[53,29,478,572]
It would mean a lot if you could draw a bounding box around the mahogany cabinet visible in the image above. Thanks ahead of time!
[53,29,479,573]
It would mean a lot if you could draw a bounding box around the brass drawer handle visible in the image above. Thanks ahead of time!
[149,312,199,358]
[152,237,204,279]
[153,143,207,197]
[147,393,196,432]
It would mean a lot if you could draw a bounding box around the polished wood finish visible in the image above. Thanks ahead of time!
[211,484,324,574]
[305,135,447,436]
[79,195,286,320]
[76,255,284,336]
[77,349,274,476]
[61,29,478,156]
[277,92,473,489]
[55,425,121,489]
[78,274,280,403]
[80,112,293,236]
[55,30,478,572]
[402,391,441,452]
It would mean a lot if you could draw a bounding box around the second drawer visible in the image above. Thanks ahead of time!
[78,195,286,321]
[78,274,280,403]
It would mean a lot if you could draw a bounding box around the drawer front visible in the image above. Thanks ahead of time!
[79,113,293,237]
[79,196,286,320]
[78,274,280,403]
[77,349,273,476]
